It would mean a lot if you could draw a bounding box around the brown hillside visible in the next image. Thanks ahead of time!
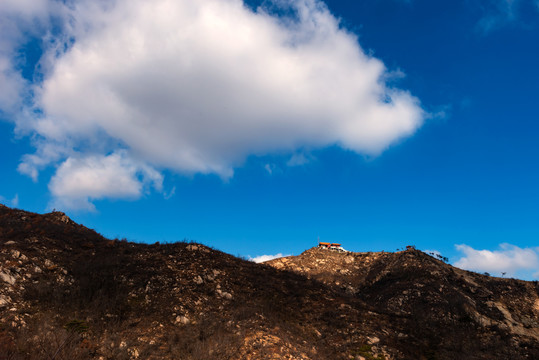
[267,247,539,359]
[0,204,538,359]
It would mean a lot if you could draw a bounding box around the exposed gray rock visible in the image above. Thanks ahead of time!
[0,295,10,308]
[44,259,54,268]
[216,289,233,300]
[0,271,16,285]
[175,315,190,325]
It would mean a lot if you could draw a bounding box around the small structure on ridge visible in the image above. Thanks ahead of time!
[318,241,346,252]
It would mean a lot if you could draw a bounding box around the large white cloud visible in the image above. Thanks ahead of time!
[0,0,65,113]
[2,0,425,209]
[455,243,539,278]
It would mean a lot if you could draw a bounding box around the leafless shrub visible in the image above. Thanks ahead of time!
[1,317,91,360]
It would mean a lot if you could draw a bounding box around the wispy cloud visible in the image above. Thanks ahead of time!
[286,152,315,167]
[163,186,176,200]
[10,194,19,208]
[454,243,539,278]
[475,0,538,34]
[250,253,290,263]
[264,163,275,175]
[0,193,19,208]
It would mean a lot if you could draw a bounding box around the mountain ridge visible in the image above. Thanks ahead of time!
[0,204,538,359]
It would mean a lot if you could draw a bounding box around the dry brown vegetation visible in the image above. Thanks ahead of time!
[1,204,538,359]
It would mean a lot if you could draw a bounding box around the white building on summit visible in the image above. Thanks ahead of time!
[318,241,347,252]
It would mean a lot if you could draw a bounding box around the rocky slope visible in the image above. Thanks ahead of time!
[267,247,539,359]
[0,204,538,359]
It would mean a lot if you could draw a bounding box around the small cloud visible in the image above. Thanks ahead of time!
[164,186,176,200]
[10,194,19,207]
[477,1,516,34]
[249,253,290,263]
[17,161,39,182]
[18,142,69,182]
[382,68,406,83]
[454,243,539,278]
[264,163,275,175]
[474,0,539,34]
[286,152,314,167]
[423,249,442,258]
[427,104,451,122]
[0,194,19,207]
[48,150,162,211]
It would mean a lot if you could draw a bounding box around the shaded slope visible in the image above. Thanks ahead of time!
[0,205,393,359]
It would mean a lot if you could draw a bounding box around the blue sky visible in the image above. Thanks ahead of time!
[1,0,538,279]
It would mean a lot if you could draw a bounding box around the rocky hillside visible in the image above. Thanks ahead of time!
[0,204,538,360]
[267,247,539,358]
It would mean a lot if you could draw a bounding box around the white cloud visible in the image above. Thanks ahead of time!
[454,243,539,278]
[49,151,163,211]
[18,141,70,182]
[423,249,442,258]
[3,0,425,209]
[0,0,64,116]
[0,57,25,115]
[10,194,19,208]
[250,253,290,263]
[0,193,20,208]
[0,0,51,18]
